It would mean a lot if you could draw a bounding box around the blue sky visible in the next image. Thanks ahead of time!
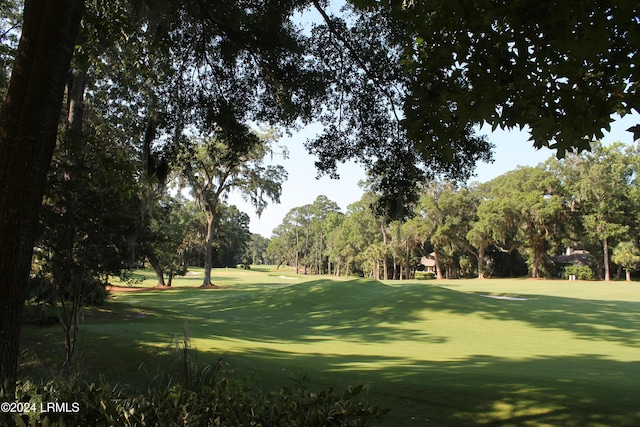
[228,113,640,237]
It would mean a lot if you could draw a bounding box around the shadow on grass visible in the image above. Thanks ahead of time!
[174,345,640,427]
[112,278,640,347]
[427,288,640,347]
[20,278,640,426]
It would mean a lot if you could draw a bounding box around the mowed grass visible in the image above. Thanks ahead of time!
[20,268,640,426]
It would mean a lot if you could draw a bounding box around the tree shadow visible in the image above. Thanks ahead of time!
[427,286,640,347]
[20,278,640,426]
[183,347,640,426]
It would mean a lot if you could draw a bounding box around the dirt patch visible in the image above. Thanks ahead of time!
[106,284,223,292]
[105,285,173,293]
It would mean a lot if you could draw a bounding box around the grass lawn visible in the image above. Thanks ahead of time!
[20,268,640,426]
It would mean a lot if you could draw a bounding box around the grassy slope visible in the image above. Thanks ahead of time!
[20,269,640,426]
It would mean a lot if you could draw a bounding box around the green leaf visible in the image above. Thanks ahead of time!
[350,384,364,398]
[627,125,640,142]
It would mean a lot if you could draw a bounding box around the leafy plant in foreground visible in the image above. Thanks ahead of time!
[2,363,389,427]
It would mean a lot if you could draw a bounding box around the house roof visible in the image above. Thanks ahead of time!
[420,256,436,267]
[551,249,591,266]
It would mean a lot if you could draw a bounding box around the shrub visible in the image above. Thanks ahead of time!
[415,271,436,280]
[564,265,594,280]
[3,365,389,427]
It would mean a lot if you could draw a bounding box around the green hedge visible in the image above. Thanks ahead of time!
[564,265,594,281]
[415,271,436,280]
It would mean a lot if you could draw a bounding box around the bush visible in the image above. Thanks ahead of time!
[415,271,436,280]
[2,365,389,427]
[564,265,594,280]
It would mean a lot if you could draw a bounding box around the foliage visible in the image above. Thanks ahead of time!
[386,0,640,155]
[270,144,640,280]
[247,234,270,265]
[564,265,595,281]
[414,271,435,280]
[0,0,21,103]
[269,196,341,274]
[176,134,286,285]
[34,113,139,370]
[611,241,640,280]
[3,367,388,427]
[213,204,252,268]
[305,2,493,218]
[555,142,637,280]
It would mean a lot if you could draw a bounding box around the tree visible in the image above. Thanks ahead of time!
[247,234,270,266]
[321,211,345,276]
[144,196,194,286]
[306,2,493,218]
[387,0,640,155]
[0,0,84,388]
[268,196,340,274]
[466,185,494,279]
[177,134,286,286]
[308,196,341,274]
[36,118,138,371]
[266,230,295,269]
[561,142,635,280]
[213,204,252,268]
[477,167,567,278]
[414,182,455,279]
[612,241,640,281]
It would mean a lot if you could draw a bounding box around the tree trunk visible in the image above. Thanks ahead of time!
[294,229,299,273]
[603,237,611,281]
[381,219,388,280]
[203,212,216,286]
[0,0,84,389]
[433,249,444,280]
[477,246,486,279]
[404,241,410,280]
[625,269,631,281]
[148,252,166,286]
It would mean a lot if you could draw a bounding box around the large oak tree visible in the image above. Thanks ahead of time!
[0,0,84,388]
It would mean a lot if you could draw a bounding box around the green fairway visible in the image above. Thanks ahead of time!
[20,268,640,426]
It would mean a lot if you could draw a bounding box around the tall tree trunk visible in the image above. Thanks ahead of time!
[477,246,486,279]
[531,237,545,278]
[433,249,443,280]
[295,229,300,273]
[148,252,166,286]
[603,237,611,281]
[203,212,216,286]
[404,241,410,280]
[381,220,389,280]
[67,71,85,133]
[0,0,84,389]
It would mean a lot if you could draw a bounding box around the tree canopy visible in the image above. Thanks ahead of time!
[388,0,640,154]
[271,142,640,282]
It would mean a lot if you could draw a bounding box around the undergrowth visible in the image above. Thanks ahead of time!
[2,326,389,427]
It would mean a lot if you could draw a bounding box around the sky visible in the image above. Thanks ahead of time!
[228,113,640,238]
